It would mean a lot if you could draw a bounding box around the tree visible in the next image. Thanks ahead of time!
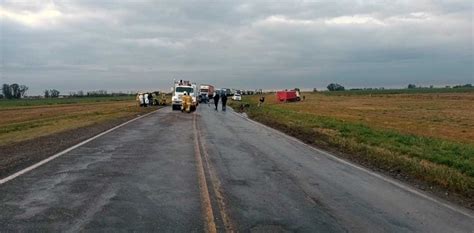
[327,83,345,91]
[50,89,60,98]
[10,83,20,98]
[408,84,416,89]
[44,90,50,98]
[1,83,28,99]
[19,85,29,98]
[2,84,12,99]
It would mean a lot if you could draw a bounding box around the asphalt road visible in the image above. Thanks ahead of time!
[0,105,473,232]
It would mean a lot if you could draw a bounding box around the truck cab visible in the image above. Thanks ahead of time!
[198,84,214,103]
[172,80,198,111]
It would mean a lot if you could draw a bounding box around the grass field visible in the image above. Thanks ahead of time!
[0,96,134,109]
[0,96,154,146]
[322,87,474,96]
[231,89,474,199]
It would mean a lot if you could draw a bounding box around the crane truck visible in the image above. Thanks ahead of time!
[171,80,198,111]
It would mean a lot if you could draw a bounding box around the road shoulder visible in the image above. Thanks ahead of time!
[0,109,158,179]
[229,106,474,211]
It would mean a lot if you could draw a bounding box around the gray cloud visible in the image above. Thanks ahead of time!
[0,0,472,95]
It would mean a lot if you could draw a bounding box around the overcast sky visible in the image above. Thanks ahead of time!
[1,0,472,94]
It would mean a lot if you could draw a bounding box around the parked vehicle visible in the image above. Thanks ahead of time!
[276,89,301,102]
[232,93,242,101]
[172,80,198,111]
[153,92,167,106]
[137,91,165,107]
[199,84,214,103]
[221,88,232,96]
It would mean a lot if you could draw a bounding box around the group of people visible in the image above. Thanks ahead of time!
[137,92,166,107]
[210,92,266,111]
[137,93,154,107]
[211,92,228,111]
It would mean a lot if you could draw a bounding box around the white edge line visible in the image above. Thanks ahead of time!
[0,109,162,185]
[229,109,474,219]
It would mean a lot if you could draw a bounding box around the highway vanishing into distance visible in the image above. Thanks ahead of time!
[0,106,473,232]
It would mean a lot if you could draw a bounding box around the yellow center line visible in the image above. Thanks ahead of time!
[193,113,217,233]
[198,127,237,233]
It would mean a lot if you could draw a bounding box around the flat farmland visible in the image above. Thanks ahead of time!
[281,92,474,144]
[233,89,474,203]
[0,97,157,178]
[0,97,153,146]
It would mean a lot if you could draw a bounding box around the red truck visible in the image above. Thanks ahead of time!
[198,84,215,103]
[276,89,301,102]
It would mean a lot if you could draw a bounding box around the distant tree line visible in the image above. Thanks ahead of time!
[322,82,473,92]
[69,90,134,97]
[1,83,29,99]
[408,83,472,89]
[453,84,472,88]
[349,87,385,91]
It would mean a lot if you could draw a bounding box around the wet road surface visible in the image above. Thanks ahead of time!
[0,106,473,232]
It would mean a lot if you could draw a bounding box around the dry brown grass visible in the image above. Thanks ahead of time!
[233,91,474,202]
[0,101,153,146]
[272,92,474,144]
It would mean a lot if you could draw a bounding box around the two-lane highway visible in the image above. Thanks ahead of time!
[0,109,203,232]
[0,105,473,232]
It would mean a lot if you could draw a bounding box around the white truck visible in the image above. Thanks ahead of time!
[198,84,214,103]
[172,80,198,111]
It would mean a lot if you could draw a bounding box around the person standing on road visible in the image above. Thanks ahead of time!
[181,91,192,113]
[213,92,220,111]
[221,93,228,111]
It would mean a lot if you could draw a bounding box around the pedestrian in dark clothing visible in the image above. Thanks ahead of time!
[258,96,265,107]
[221,94,228,111]
[148,94,153,106]
[213,92,220,111]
